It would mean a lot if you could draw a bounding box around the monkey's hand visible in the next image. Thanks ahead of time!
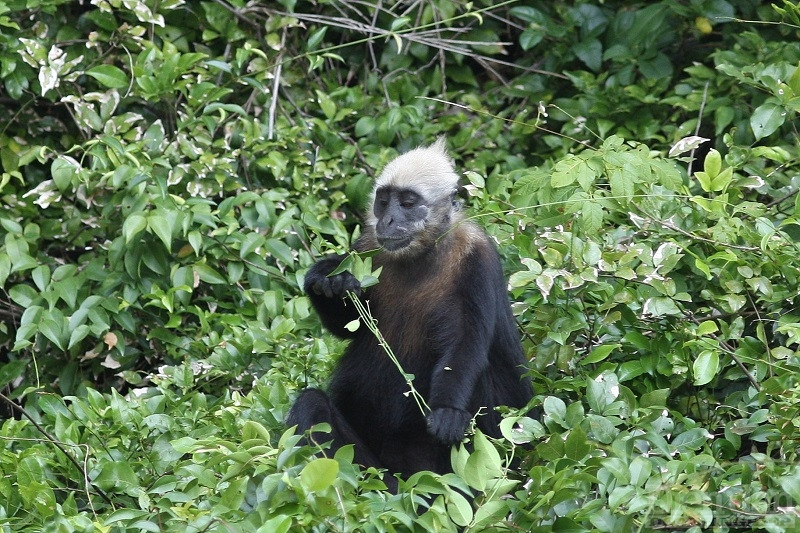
[306,264,362,299]
[426,407,471,445]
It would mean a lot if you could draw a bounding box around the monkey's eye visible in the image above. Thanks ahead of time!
[399,192,420,208]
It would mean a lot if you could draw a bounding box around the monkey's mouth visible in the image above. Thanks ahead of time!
[377,235,412,251]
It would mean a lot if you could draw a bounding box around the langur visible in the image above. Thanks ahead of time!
[288,138,532,489]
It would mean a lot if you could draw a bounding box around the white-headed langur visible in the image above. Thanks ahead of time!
[287,138,533,491]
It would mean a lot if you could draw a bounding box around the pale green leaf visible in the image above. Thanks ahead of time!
[703,148,722,178]
[693,349,719,386]
[300,458,339,492]
[446,490,473,527]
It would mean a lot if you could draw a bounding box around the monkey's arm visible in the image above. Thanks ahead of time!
[304,255,362,338]
[425,249,501,445]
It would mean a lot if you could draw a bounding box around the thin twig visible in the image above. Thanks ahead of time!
[268,28,287,141]
[634,204,760,252]
[687,81,710,177]
[346,292,430,416]
[745,290,773,379]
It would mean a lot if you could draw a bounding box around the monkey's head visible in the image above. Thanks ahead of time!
[368,138,461,257]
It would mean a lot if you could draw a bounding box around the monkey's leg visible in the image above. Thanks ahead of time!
[287,388,397,489]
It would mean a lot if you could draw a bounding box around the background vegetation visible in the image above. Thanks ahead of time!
[2,0,800,530]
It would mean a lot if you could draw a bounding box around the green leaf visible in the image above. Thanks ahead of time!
[265,238,294,265]
[778,469,800,503]
[640,389,670,408]
[608,168,635,200]
[564,425,590,460]
[750,101,785,140]
[536,434,565,460]
[642,297,682,317]
[520,28,544,50]
[543,396,567,421]
[307,27,327,50]
[672,427,710,452]
[573,38,602,71]
[203,102,248,116]
[788,62,800,96]
[629,456,652,487]
[193,263,226,285]
[260,516,292,533]
[104,509,151,525]
[31,265,50,291]
[693,349,719,386]
[355,117,375,137]
[703,149,722,178]
[123,214,147,244]
[299,457,339,492]
[9,284,38,307]
[601,457,631,485]
[220,477,247,510]
[0,359,26,388]
[472,500,510,530]
[472,430,503,478]
[696,320,718,336]
[94,461,139,492]
[68,325,91,349]
[39,318,65,350]
[86,64,130,89]
[148,213,174,252]
[551,155,580,188]
[17,457,56,517]
[5,236,37,273]
[316,90,336,120]
[239,232,264,259]
[51,155,78,191]
[581,200,604,234]
[446,490,474,527]
[328,255,352,277]
[0,252,9,286]
[188,230,203,255]
[587,372,620,414]
[581,343,621,365]
[710,167,733,192]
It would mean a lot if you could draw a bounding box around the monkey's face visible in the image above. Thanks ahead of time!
[373,186,434,253]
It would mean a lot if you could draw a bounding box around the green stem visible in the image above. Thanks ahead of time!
[347,292,430,416]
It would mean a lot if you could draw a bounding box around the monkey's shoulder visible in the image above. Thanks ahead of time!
[448,220,493,259]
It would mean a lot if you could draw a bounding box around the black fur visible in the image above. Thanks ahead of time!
[287,208,532,489]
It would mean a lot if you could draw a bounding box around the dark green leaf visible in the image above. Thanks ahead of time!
[751,101,785,140]
[86,65,130,89]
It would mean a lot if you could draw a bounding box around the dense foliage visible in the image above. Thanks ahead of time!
[2,0,800,530]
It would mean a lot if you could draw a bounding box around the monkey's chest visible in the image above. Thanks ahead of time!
[366,281,448,361]
[372,304,441,365]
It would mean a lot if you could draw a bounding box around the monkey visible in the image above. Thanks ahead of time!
[287,138,532,490]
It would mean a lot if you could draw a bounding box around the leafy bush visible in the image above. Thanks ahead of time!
[3,0,800,530]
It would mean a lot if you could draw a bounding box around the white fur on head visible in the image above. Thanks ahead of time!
[373,137,459,201]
